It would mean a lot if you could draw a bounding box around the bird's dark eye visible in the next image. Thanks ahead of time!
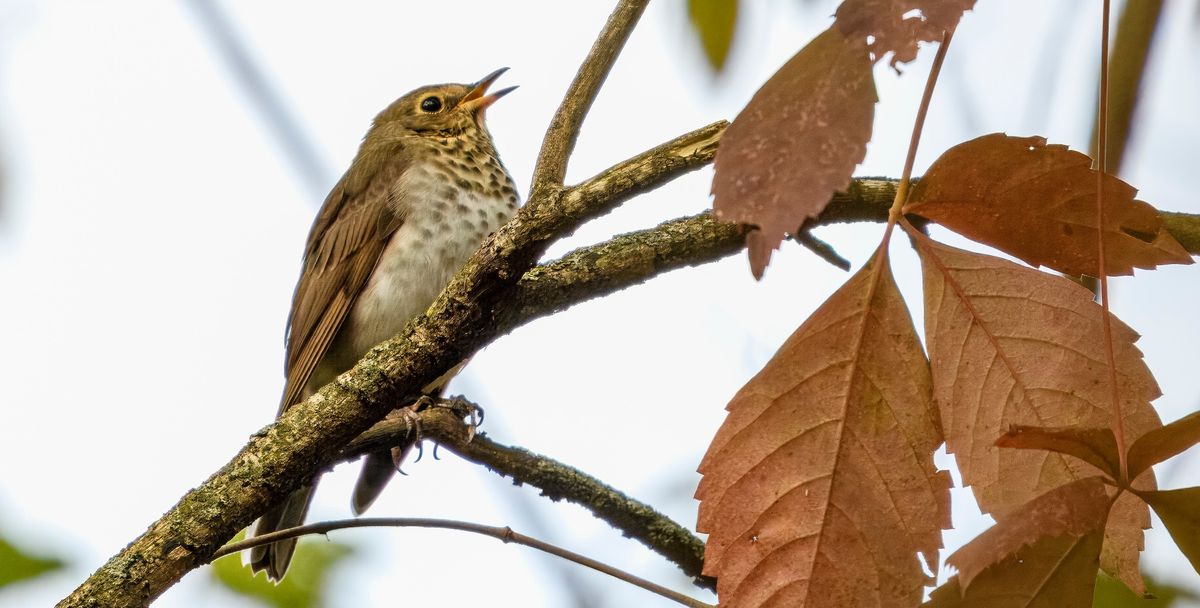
[420,96,442,113]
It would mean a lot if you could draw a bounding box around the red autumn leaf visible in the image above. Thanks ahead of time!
[947,477,1111,591]
[834,0,976,67]
[1133,487,1200,576]
[911,228,1163,594]
[1126,410,1200,481]
[904,133,1193,277]
[696,247,949,608]
[712,26,875,279]
[995,426,1121,480]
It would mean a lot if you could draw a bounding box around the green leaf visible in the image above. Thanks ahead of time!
[1093,571,1195,606]
[0,534,66,588]
[210,532,356,608]
[687,0,738,72]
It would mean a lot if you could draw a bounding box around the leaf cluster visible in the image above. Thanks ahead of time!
[697,2,1197,607]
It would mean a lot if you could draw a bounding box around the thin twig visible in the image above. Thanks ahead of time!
[793,230,851,270]
[529,0,651,196]
[884,28,955,246]
[212,518,714,608]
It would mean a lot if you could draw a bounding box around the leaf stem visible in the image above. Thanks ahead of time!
[1096,0,1129,483]
[884,28,955,246]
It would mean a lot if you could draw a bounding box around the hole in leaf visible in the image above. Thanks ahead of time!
[1121,226,1157,244]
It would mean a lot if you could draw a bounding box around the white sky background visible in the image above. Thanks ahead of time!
[1,1,1199,606]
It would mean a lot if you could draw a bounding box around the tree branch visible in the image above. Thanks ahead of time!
[530,0,650,195]
[338,402,715,589]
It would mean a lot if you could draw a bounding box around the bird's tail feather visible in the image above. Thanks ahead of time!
[247,482,316,582]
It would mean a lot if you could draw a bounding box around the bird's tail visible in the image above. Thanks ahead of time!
[350,443,415,515]
[247,482,317,582]
[349,370,457,516]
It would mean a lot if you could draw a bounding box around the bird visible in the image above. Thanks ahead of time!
[247,68,519,581]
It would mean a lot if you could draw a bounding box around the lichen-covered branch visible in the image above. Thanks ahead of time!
[500,177,898,329]
[337,402,714,589]
[58,2,656,605]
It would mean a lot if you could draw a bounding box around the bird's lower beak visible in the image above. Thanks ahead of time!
[458,67,518,116]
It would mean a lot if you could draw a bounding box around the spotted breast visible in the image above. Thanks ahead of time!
[311,136,519,384]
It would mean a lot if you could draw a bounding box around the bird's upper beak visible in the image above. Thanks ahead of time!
[458,67,517,117]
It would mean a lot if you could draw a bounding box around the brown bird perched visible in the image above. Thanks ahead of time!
[247,68,519,581]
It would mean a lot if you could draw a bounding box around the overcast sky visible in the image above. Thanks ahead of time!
[1,1,1199,607]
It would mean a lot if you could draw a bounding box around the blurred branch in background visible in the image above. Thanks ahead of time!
[1021,1,1076,134]
[182,0,332,199]
[1089,0,1164,173]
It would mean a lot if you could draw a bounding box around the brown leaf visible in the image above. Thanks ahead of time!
[712,26,876,279]
[948,477,1111,590]
[1135,487,1200,576]
[913,230,1163,593]
[834,0,976,67]
[904,133,1193,277]
[1127,411,1200,481]
[696,248,948,607]
[995,426,1120,480]
[928,516,1105,607]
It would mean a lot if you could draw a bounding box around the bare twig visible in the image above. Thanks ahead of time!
[530,0,651,197]
[212,517,713,608]
[794,229,851,270]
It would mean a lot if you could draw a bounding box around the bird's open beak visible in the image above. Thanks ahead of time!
[458,67,518,116]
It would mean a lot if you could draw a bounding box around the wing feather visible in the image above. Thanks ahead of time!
[279,148,410,414]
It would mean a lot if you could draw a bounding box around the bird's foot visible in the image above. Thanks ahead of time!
[380,406,426,471]
[438,396,485,443]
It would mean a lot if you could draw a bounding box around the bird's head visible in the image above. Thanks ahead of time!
[371,67,516,139]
